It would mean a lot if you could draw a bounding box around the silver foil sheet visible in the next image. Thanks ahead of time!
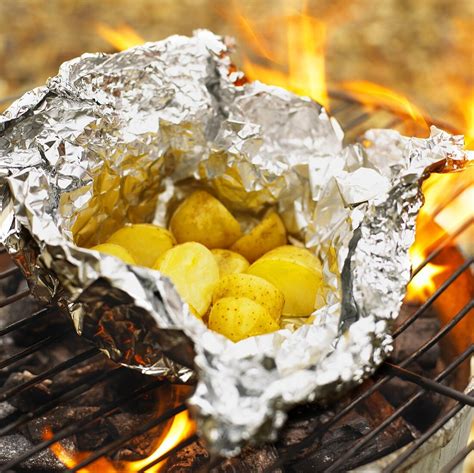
[0,31,470,455]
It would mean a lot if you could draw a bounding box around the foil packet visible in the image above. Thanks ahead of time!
[0,31,469,455]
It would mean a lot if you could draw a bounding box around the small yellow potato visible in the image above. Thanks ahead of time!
[169,191,242,249]
[90,243,136,265]
[211,249,249,276]
[154,242,219,317]
[230,213,287,263]
[208,297,279,342]
[247,245,324,317]
[107,224,175,268]
[212,273,284,322]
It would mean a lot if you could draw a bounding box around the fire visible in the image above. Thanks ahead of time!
[96,23,145,51]
[339,80,429,134]
[43,411,195,472]
[238,11,329,109]
[461,91,474,148]
[127,411,194,472]
[406,245,447,303]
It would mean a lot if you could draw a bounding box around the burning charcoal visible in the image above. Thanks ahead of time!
[215,444,281,473]
[0,433,64,471]
[24,406,106,445]
[163,440,209,472]
[389,315,441,371]
[76,421,110,451]
[107,412,161,461]
[3,370,52,410]
[277,382,414,472]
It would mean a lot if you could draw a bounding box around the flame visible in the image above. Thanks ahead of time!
[127,411,195,472]
[96,23,145,51]
[229,1,329,109]
[339,80,429,134]
[406,245,447,303]
[43,411,195,472]
[460,91,474,148]
[405,165,473,302]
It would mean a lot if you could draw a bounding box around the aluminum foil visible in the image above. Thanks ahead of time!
[0,31,470,455]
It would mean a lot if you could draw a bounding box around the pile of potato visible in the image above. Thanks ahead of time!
[89,191,324,342]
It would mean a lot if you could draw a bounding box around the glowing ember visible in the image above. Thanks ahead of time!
[43,411,195,472]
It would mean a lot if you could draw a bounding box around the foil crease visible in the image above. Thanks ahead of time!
[0,31,469,455]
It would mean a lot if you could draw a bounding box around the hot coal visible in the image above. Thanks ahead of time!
[272,384,414,472]
[380,303,445,432]
[0,269,455,472]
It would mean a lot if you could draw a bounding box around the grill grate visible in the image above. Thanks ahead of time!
[0,91,472,473]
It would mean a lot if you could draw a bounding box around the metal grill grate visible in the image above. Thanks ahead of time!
[0,92,472,473]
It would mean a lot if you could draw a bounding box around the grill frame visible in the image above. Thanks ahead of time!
[0,91,472,473]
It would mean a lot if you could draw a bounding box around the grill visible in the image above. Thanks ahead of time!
[0,90,472,473]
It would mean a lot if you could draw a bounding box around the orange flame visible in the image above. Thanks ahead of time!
[405,165,473,302]
[96,23,145,51]
[241,12,329,109]
[127,411,195,472]
[460,91,474,149]
[43,411,195,472]
[339,80,429,134]
[406,245,447,303]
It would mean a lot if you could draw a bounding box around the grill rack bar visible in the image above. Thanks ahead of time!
[385,397,472,473]
[0,331,72,370]
[65,404,187,473]
[0,367,126,437]
[440,440,474,473]
[0,379,169,472]
[0,91,471,472]
[262,278,473,472]
[0,214,471,472]
[0,348,99,403]
[322,344,474,473]
[412,217,473,278]
[0,307,53,337]
[384,360,474,407]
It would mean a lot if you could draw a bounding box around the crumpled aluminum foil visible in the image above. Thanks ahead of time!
[0,30,469,455]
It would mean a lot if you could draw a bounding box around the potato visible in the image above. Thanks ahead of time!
[208,297,279,342]
[154,242,219,317]
[247,245,324,317]
[211,249,249,276]
[213,273,284,322]
[107,224,175,268]
[90,243,136,265]
[230,213,286,263]
[169,191,241,249]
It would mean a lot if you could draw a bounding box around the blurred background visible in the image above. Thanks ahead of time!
[0,0,472,470]
[0,0,473,138]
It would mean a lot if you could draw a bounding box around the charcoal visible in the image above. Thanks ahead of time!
[0,433,64,471]
[277,382,414,472]
[3,370,52,410]
[0,263,23,300]
[0,285,452,473]
[24,406,105,444]
[215,444,281,473]
[107,412,161,460]
[388,317,441,371]
[76,420,111,451]
[164,440,209,472]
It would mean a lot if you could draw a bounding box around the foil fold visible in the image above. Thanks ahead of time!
[0,31,469,455]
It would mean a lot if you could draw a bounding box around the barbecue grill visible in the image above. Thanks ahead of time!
[0,90,472,473]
